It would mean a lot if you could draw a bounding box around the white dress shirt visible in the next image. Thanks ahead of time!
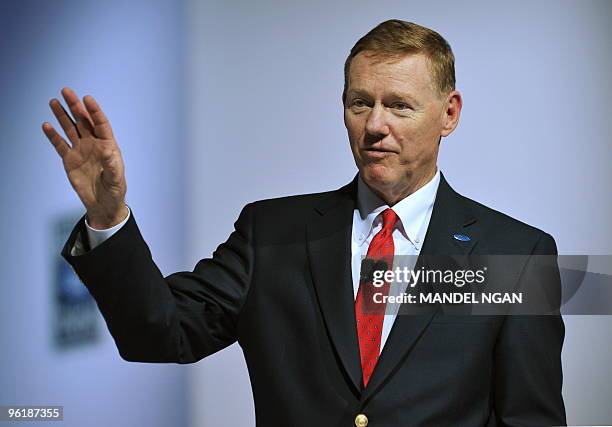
[69,206,132,256]
[81,170,441,354]
[352,170,440,352]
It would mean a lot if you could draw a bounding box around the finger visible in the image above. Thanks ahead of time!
[42,122,71,158]
[61,87,94,137]
[49,99,80,145]
[83,95,114,139]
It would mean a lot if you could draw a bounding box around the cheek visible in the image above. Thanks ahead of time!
[345,119,364,149]
[394,120,439,155]
[344,114,360,133]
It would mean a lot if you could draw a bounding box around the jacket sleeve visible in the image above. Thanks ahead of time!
[492,233,567,426]
[61,204,254,364]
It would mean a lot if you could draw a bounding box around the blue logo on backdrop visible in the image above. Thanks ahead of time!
[53,213,99,349]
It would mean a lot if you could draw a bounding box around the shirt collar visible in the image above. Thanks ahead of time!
[354,169,440,247]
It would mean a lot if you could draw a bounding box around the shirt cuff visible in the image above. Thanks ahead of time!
[85,205,132,250]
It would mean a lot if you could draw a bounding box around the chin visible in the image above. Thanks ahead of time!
[361,164,397,190]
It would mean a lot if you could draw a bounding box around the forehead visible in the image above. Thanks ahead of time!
[347,52,435,97]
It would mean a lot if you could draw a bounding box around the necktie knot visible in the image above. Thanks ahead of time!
[380,208,399,232]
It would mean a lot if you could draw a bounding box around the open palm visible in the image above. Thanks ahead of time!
[43,87,128,228]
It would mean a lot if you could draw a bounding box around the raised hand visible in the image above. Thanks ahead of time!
[43,87,128,229]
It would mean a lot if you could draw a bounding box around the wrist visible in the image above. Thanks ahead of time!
[87,204,129,229]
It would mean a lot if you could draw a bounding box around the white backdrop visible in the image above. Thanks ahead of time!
[0,1,188,426]
[184,0,612,425]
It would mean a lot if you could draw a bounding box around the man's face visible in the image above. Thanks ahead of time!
[344,51,458,202]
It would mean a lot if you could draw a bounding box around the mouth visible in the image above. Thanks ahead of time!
[362,147,397,159]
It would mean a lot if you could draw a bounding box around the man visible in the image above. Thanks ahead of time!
[43,20,566,426]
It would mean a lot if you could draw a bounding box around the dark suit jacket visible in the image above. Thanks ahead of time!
[61,172,566,426]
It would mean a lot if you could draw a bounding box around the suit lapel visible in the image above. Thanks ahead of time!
[306,172,480,398]
[306,176,363,393]
[361,172,480,401]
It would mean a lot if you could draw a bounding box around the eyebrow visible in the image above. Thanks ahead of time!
[345,88,370,99]
[346,88,418,104]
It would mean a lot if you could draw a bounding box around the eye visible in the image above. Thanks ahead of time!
[351,99,368,108]
[391,102,410,111]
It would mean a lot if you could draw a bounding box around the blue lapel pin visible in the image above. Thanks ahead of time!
[453,233,471,242]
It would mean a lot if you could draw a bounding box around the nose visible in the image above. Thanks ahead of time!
[365,103,390,139]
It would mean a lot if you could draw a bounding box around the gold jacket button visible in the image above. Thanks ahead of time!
[354,413,368,427]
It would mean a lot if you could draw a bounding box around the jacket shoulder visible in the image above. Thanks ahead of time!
[459,194,557,253]
[247,178,355,219]
[249,189,335,216]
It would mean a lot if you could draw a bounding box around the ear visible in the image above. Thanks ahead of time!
[440,90,462,137]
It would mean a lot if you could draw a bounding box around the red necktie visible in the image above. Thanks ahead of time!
[355,208,399,388]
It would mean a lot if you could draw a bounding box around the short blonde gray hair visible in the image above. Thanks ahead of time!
[343,19,456,102]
